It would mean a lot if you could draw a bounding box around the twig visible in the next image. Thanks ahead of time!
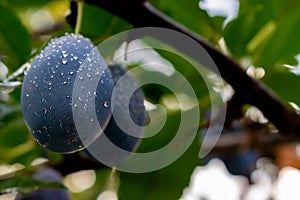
[67,0,300,138]
[4,62,31,82]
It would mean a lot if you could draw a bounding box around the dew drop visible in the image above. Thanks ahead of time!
[63,81,67,85]
[103,101,109,108]
[63,52,68,58]
[62,58,68,65]
[26,93,29,97]
[59,119,63,128]
[42,143,48,148]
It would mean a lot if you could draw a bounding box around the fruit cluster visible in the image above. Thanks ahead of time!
[21,34,146,158]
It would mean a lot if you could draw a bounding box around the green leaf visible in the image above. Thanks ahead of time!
[3,0,52,7]
[0,175,65,195]
[156,0,225,44]
[224,0,300,68]
[223,0,274,59]
[0,3,31,71]
[252,12,300,68]
[118,113,200,200]
[0,103,21,128]
[0,117,27,148]
[80,4,132,43]
[262,69,300,105]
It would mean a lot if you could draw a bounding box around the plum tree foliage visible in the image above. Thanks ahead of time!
[0,0,300,200]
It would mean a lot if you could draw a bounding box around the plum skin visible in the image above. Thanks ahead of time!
[105,63,146,151]
[21,34,114,153]
[84,63,147,165]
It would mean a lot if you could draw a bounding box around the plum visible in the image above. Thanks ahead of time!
[85,63,147,165]
[21,34,114,153]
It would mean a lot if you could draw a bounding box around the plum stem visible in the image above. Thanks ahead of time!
[75,0,84,34]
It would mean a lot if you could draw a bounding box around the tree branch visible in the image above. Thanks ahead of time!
[70,0,300,138]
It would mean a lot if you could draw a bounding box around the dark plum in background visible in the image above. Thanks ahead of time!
[202,121,259,177]
[21,34,114,153]
[17,168,71,200]
[106,63,147,151]
[85,63,147,165]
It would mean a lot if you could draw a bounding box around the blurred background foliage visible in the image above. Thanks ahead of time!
[0,0,300,199]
